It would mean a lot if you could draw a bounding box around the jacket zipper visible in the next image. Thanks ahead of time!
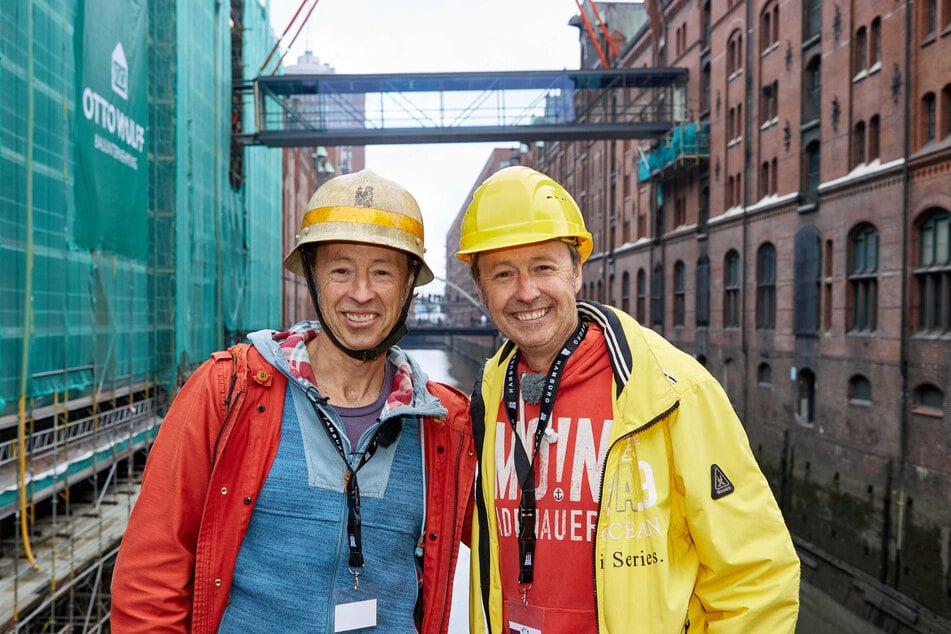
[590,400,680,634]
[438,429,466,634]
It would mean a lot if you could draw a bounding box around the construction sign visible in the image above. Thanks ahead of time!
[73,0,148,257]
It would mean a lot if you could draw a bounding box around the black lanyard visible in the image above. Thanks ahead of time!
[306,389,389,588]
[502,319,588,595]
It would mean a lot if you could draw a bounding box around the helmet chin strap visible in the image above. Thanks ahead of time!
[302,249,418,362]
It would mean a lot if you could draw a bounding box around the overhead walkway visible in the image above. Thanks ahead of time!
[236,68,688,147]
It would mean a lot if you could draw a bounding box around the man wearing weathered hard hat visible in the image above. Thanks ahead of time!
[457,165,800,633]
[113,169,475,633]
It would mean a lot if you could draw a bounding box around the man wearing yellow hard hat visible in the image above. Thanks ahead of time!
[113,170,475,633]
[457,165,800,633]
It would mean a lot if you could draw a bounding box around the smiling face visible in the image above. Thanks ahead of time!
[475,239,582,372]
[311,241,413,355]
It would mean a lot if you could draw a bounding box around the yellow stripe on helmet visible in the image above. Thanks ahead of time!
[302,205,424,240]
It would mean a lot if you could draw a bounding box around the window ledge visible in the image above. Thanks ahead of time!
[797,202,818,214]
[802,34,821,49]
[912,330,951,341]
[912,405,943,418]
[849,399,871,408]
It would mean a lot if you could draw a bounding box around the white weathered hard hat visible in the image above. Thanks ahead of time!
[283,168,434,285]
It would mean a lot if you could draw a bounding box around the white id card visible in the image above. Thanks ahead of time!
[333,583,379,632]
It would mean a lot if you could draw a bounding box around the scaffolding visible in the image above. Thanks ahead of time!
[0,1,282,629]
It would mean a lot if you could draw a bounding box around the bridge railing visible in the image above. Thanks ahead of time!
[241,68,688,146]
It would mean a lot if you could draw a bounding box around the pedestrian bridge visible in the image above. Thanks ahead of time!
[236,67,688,147]
[401,323,500,350]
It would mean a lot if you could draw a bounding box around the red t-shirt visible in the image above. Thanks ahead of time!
[494,325,614,633]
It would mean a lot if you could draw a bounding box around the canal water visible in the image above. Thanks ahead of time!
[404,347,878,634]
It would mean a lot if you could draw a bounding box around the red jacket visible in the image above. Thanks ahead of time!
[111,344,475,633]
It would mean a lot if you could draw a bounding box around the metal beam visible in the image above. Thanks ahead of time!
[236,67,688,147]
[247,121,677,147]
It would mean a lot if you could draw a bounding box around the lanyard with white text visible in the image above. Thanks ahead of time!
[306,388,388,589]
[502,319,588,599]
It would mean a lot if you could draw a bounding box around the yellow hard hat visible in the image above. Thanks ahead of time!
[284,169,434,285]
[455,165,593,264]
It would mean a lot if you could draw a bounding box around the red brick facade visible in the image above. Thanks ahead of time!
[503,0,950,623]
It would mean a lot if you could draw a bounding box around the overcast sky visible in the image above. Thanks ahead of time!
[267,0,587,290]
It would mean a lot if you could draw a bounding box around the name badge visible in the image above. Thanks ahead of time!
[334,583,379,632]
[505,599,545,634]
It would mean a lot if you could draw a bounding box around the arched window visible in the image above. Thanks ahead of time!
[853,26,867,75]
[756,243,776,329]
[922,92,936,145]
[848,374,872,404]
[651,263,665,327]
[797,368,817,426]
[727,30,743,75]
[794,225,822,335]
[915,209,951,332]
[852,120,866,167]
[920,0,937,39]
[912,383,944,417]
[848,224,878,332]
[804,56,822,124]
[804,0,822,39]
[758,362,773,386]
[760,81,778,128]
[724,250,741,328]
[674,261,686,326]
[701,63,711,113]
[761,2,780,51]
[870,17,882,67]
[696,255,710,326]
[802,140,821,204]
[868,115,881,161]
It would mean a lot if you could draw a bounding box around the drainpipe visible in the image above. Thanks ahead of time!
[741,0,753,423]
[893,0,913,590]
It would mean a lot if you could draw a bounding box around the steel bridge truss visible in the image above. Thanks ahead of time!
[238,68,688,147]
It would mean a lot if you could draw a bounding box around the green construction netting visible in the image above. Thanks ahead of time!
[0,0,283,418]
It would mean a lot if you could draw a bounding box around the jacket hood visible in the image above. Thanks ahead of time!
[247,323,447,420]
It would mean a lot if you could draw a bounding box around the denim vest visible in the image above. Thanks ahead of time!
[218,386,423,633]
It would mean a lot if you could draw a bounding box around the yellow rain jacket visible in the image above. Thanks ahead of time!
[468,300,800,633]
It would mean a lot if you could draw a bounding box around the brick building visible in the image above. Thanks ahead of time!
[451,0,951,626]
